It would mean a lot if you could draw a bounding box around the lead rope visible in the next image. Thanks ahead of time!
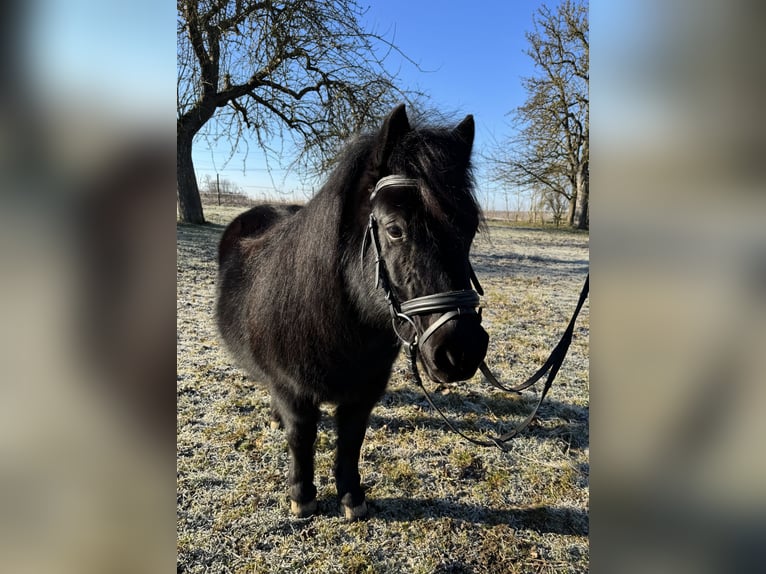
[408,274,589,449]
[406,342,510,449]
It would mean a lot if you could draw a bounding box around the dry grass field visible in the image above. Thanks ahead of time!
[177,204,589,573]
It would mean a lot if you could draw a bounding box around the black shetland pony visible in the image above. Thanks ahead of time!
[216,105,489,520]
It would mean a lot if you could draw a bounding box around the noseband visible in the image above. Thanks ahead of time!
[362,174,590,450]
[362,175,484,352]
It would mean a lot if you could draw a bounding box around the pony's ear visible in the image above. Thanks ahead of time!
[374,104,410,171]
[453,114,475,153]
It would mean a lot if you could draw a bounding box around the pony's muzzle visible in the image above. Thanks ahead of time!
[420,314,488,383]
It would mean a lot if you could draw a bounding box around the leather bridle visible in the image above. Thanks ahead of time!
[362,176,483,348]
[362,174,590,450]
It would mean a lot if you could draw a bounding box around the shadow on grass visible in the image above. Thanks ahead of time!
[381,387,589,418]
[177,221,227,232]
[177,222,226,246]
[368,395,589,450]
[471,251,590,280]
[368,497,588,536]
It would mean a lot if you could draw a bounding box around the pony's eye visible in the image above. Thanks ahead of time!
[385,224,404,240]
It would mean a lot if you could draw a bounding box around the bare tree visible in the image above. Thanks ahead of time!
[198,173,215,193]
[199,174,241,196]
[489,0,588,229]
[177,0,416,223]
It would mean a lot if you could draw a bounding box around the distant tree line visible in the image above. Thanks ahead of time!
[197,174,253,207]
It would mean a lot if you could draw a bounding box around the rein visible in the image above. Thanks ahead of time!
[411,275,589,450]
[363,175,589,450]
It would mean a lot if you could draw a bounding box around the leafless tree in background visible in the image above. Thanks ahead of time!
[489,0,589,229]
[177,0,418,223]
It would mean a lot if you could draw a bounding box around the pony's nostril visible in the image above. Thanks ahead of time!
[434,347,449,370]
[435,345,472,376]
[444,348,462,369]
[426,324,489,383]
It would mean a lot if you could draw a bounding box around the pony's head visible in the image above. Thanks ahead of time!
[365,105,489,384]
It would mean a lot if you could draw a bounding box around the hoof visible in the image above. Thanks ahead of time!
[269,420,282,431]
[290,498,317,518]
[342,500,368,521]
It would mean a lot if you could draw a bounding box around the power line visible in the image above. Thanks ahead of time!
[193,165,295,173]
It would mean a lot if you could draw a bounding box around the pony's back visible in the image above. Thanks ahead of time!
[217,203,302,265]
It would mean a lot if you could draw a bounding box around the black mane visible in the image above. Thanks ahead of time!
[391,124,482,230]
[321,118,484,238]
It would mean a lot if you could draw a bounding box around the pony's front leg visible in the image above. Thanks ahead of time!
[272,392,320,517]
[269,395,283,430]
[334,400,376,520]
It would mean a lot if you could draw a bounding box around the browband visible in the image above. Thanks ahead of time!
[371,175,418,201]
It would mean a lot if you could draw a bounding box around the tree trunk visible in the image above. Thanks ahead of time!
[576,160,589,230]
[177,128,205,224]
[567,187,577,227]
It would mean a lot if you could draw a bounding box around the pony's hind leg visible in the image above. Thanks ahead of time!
[271,392,320,517]
[334,400,376,520]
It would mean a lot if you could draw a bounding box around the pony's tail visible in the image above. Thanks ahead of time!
[218,204,303,266]
[218,217,244,266]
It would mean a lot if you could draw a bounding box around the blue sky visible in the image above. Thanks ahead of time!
[192,1,566,208]
[28,0,174,120]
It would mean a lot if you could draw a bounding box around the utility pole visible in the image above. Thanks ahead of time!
[216,173,221,206]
